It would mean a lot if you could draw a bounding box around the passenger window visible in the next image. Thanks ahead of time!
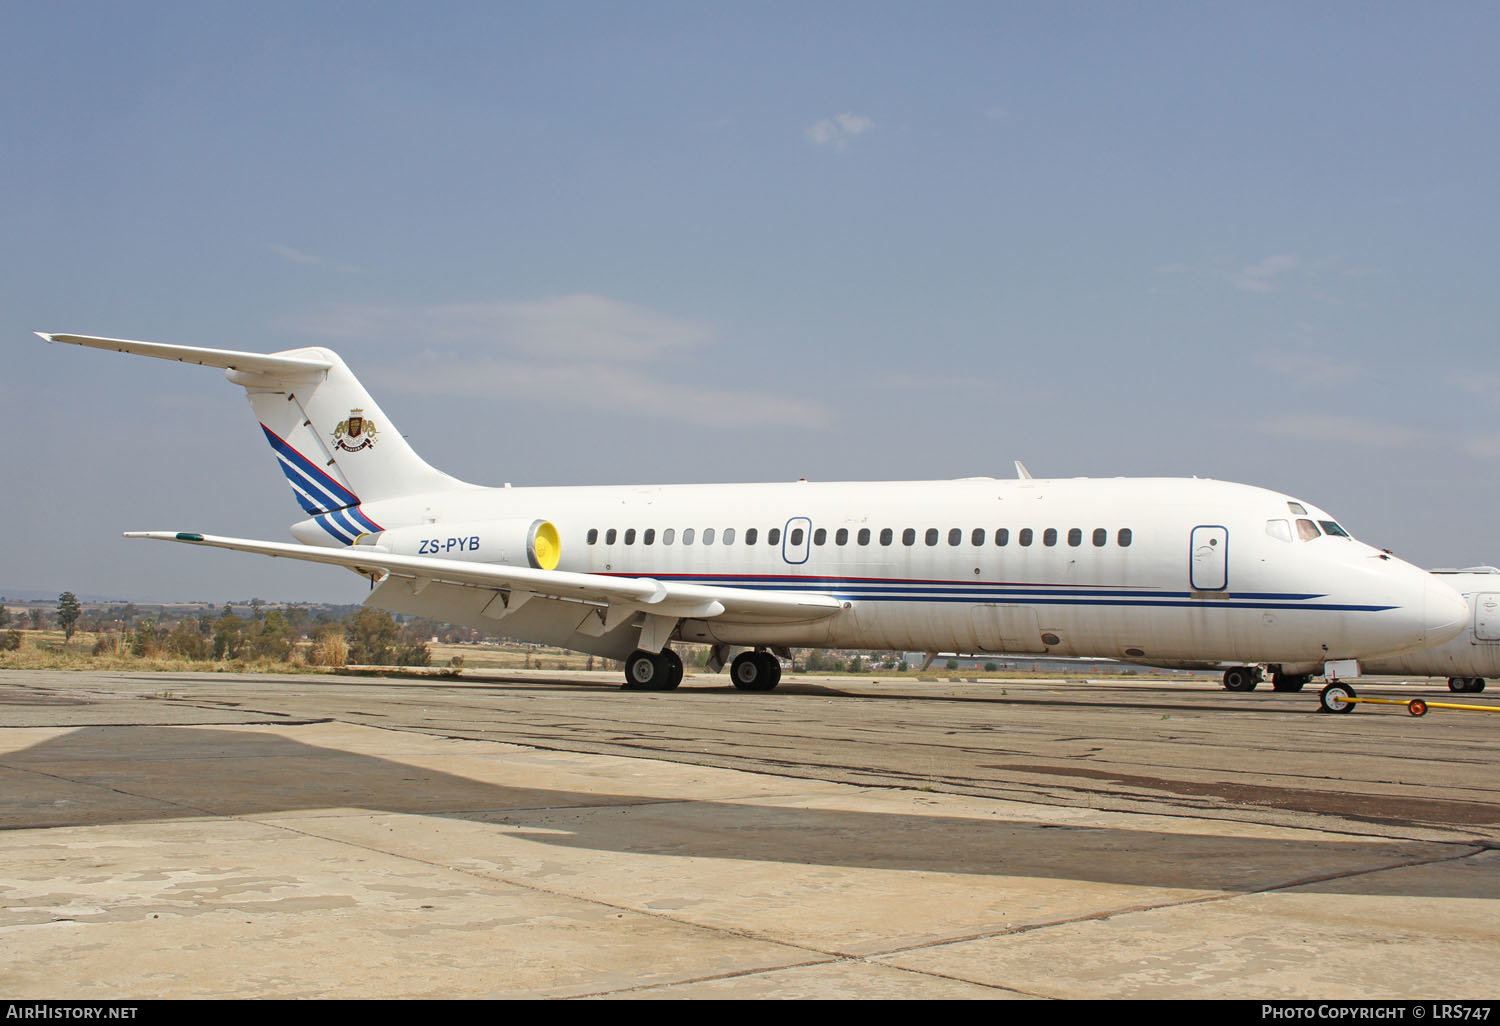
[880,528,894,546]
[745,528,758,545]
[1043,528,1058,547]
[606,528,617,545]
[643,528,655,545]
[857,528,870,545]
[971,528,984,546]
[813,528,826,545]
[835,528,849,545]
[704,528,715,545]
[723,528,735,545]
[683,528,695,545]
[995,528,1009,546]
[769,528,781,545]
[903,528,916,546]
[1019,528,1033,547]
[790,528,804,545]
[587,528,598,545]
[1092,528,1106,547]
[624,529,636,545]
[1118,528,1132,547]
[662,528,675,545]
[1319,521,1350,538]
[1068,528,1082,547]
[1265,520,1292,543]
[1297,519,1321,541]
[948,528,962,546]
[925,528,939,546]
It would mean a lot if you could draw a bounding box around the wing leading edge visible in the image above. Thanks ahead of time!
[124,531,846,626]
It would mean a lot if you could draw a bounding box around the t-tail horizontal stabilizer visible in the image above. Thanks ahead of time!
[35,333,333,377]
[37,330,465,514]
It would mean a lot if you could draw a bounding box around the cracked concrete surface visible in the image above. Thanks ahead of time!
[1,669,1496,999]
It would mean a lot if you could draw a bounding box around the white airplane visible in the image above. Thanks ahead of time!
[34,332,1470,692]
[1358,568,1500,693]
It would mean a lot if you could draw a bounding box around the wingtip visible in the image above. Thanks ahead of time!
[34,331,55,343]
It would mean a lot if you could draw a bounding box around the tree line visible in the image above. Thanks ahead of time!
[1,593,439,667]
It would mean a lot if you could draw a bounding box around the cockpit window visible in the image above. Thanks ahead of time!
[1287,502,1308,515]
[1266,519,1292,543]
[1319,521,1350,538]
[1296,519,1322,542]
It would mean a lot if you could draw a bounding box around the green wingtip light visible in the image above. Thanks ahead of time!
[175,533,205,542]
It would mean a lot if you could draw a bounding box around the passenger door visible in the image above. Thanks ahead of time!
[1190,525,1228,591]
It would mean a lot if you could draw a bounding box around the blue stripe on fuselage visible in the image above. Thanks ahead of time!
[595,572,1391,613]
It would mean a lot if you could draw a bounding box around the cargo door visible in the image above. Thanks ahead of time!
[969,604,1048,654]
[1475,593,1500,642]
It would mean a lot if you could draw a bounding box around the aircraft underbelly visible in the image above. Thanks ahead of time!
[366,578,643,660]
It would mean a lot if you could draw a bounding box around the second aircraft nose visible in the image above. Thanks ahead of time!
[1423,576,1471,647]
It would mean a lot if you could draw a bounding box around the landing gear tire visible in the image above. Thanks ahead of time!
[1448,677,1486,693]
[730,651,782,692]
[1272,673,1312,693]
[1223,666,1259,692]
[1319,682,1357,714]
[660,648,684,690]
[623,649,681,691]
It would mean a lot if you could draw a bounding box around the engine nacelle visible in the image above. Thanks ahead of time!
[356,518,561,570]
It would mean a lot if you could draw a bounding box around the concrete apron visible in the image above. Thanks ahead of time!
[0,720,1494,999]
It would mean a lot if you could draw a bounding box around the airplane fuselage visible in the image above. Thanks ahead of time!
[304,475,1466,669]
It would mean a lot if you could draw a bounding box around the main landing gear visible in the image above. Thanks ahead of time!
[1221,667,1313,692]
[1221,666,1262,692]
[729,650,782,692]
[1448,677,1487,693]
[1271,672,1313,693]
[621,648,784,692]
[622,648,684,691]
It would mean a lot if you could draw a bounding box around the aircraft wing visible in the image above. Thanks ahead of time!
[124,531,846,625]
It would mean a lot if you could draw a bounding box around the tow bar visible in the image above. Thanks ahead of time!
[1319,682,1500,717]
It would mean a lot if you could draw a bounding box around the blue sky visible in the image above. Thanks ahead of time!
[3,2,1497,602]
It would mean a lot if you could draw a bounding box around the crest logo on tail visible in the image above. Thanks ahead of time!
[333,409,378,453]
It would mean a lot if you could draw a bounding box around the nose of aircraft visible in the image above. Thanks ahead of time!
[1423,576,1470,647]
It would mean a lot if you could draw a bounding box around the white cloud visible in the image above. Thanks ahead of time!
[1464,435,1500,460]
[805,112,874,149]
[1228,253,1302,293]
[293,294,714,362]
[1254,351,1366,387]
[383,358,828,430]
[1450,373,1500,404]
[268,244,357,272]
[869,372,986,391]
[291,294,829,429]
[1253,413,1421,448]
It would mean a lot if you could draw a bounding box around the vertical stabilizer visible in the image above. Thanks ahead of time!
[233,347,461,515]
